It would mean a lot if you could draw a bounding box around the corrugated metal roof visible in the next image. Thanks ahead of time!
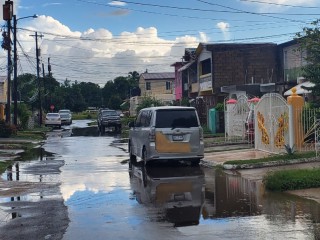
[178,60,195,72]
[141,72,175,80]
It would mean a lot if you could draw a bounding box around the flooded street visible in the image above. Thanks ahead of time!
[0,120,319,239]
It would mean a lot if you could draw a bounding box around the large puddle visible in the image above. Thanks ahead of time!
[129,162,320,238]
[0,122,319,239]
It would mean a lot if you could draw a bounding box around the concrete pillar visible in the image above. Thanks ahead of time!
[226,99,237,137]
[287,87,304,150]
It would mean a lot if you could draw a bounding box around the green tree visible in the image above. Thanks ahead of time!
[78,82,102,107]
[42,74,60,112]
[297,19,320,104]
[108,95,122,109]
[136,96,163,112]
[17,73,37,104]
[114,76,130,100]
[101,81,114,107]
[127,71,140,97]
[65,81,87,112]
[127,71,140,86]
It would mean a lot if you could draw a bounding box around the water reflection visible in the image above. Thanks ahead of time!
[71,126,98,137]
[130,163,320,238]
[0,147,63,225]
[201,168,320,239]
[1,148,60,183]
[203,169,263,218]
[130,163,205,227]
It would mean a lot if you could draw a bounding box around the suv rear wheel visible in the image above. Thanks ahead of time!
[142,148,147,166]
[129,141,136,163]
[191,158,200,166]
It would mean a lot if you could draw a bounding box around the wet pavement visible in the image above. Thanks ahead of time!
[0,120,319,239]
[204,148,271,165]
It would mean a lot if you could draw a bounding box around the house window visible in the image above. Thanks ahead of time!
[166,81,171,90]
[200,58,211,75]
[146,82,151,90]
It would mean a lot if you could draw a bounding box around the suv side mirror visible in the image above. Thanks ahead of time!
[128,121,135,128]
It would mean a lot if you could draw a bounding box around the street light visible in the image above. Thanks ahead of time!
[13,14,38,126]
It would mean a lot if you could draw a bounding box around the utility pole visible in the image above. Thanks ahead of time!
[31,32,44,126]
[13,14,17,125]
[3,0,13,123]
[36,32,42,126]
[48,57,51,77]
[42,62,46,111]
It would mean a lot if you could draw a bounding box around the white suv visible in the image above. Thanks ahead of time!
[128,106,204,165]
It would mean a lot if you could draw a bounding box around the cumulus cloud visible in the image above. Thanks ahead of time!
[108,1,127,6]
[42,3,62,8]
[4,15,203,85]
[199,32,209,42]
[217,22,230,41]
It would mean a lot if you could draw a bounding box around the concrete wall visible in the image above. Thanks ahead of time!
[209,44,278,93]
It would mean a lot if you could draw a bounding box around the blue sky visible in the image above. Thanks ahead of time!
[0,0,319,85]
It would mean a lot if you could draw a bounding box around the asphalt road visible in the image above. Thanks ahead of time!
[0,120,319,240]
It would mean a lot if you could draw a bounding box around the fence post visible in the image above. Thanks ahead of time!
[287,88,304,151]
[288,105,295,150]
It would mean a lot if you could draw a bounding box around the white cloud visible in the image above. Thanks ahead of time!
[217,22,230,41]
[6,16,203,85]
[108,1,127,7]
[42,3,62,8]
[199,32,209,42]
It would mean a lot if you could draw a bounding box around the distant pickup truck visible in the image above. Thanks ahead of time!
[97,109,122,133]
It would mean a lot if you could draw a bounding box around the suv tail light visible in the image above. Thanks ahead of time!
[199,126,203,140]
[149,127,155,142]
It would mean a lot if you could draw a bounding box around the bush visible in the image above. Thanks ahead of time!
[17,103,31,130]
[136,96,164,112]
[215,103,224,112]
[0,120,17,137]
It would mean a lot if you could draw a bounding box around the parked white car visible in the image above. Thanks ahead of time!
[45,113,61,128]
[60,112,72,125]
[59,109,72,117]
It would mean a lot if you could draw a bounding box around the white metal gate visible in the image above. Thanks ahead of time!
[225,95,250,142]
[294,108,320,152]
[254,93,289,154]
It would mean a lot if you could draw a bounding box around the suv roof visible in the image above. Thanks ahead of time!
[59,109,71,113]
[141,106,196,111]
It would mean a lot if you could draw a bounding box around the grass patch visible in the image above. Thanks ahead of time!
[87,120,97,126]
[224,151,316,165]
[263,168,320,191]
[73,112,97,120]
[14,129,47,141]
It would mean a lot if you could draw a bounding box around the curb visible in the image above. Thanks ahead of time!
[223,157,320,170]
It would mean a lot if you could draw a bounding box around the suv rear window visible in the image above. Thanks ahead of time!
[155,109,199,128]
[102,111,118,117]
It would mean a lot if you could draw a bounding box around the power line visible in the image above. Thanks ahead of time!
[76,0,308,23]
[239,0,320,9]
